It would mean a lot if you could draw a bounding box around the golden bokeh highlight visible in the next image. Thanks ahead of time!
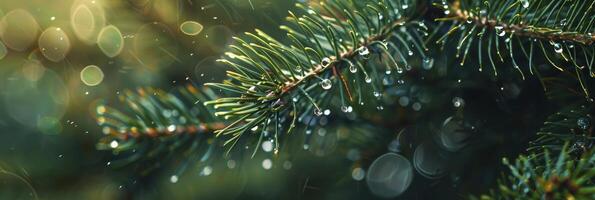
[71,0,106,44]
[97,25,124,58]
[180,21,204,36]
[80,65,104,86]
[71,5,95,43]
[39,27,71,62]
[0,9,39,51]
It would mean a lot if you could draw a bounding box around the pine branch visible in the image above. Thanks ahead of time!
[436,0,595,82]
[477,144,595,200]
[205,0,428,146]
[528,103,593,159]
[95,85,225,173]
[448,0,595,45]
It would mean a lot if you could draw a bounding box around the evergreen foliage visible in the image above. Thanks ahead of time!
[94,0,595,198]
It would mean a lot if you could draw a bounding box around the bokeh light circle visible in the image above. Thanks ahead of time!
[3,67,69,134]
[71,0,106,44]
[180,21,204,36]
[439,117,469,152]
[0,170,38,200]
[0,9,39,51]
[413,142,448,179]
[366,153,414,198]
[71,5,94,42]
[80,65,104,86]
[97,25,124,58]
[38,27,71,62]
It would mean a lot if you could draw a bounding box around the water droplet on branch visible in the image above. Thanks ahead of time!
[320,79,332,90]
[358,46,370,57]
[577,117,591,130]
[553,43,563,54]
[495,26,506,37]
[422,57,434,70]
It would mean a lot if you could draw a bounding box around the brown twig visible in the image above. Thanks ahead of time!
[278,18,409,97]
[110,122,226,140]
[450,3,595,45]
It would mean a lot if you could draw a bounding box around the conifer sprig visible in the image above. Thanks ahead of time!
[95,85,224,172]
[528,104,593,159]
[205,0,428,146]
[437,0,595,82]
[478,145,595,200]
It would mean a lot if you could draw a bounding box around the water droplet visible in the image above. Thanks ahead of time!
[348,62,358,73]
[553,43,563,54]
[412,102,422,111]
[365,76,372,83]
[374,91,382,98]
[201,166,213,176]
[320,79,332,90]
[341,105,353,113]
[110,140,119,148]
[401,4,409,9]
[422,57,434,70]
[352,168,365,181]
[314,109,323,116]
[577,117,591,130]
[170,175,178,183]
[321,57,332,67]
[227,160,236,169]
[283,161,292,170]
[167,124,176,132]
[323,109,331,116]
[358,46,370,57]
[559,19,567,26]
[495,26,506,37]
[452,97,465,108]
[399,96,410,106]
[262,159,273,170]
[521,0,529,8]
[262,140,273,152]
[407,50,413,56]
